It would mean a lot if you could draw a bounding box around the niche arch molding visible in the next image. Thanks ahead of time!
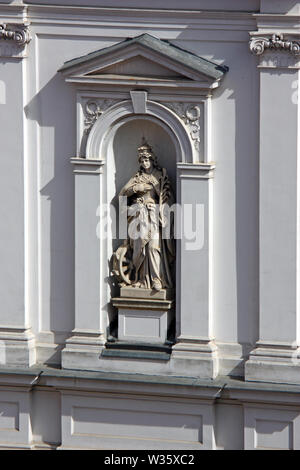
[86,99,193,165]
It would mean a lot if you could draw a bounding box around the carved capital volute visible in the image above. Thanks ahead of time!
[0,23,31,58]
[0,23,31,46]
[249,33,300,56]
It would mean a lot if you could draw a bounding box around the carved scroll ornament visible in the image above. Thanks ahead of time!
[165,102,201,151]
[83,99,116,134]
[0,24,31,46]
[250,34,300,56]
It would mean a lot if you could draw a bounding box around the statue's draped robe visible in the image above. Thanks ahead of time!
[119,166,174,289]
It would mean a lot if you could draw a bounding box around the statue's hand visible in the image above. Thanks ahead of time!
[133,183,152,193]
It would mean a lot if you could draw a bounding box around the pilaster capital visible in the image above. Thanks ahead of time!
[0,23,31,58]
[249,33,300,56]
[249,32,300,69]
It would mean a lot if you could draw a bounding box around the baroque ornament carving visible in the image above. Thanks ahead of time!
[165,102,201,150]
[0,23,31,46]
[250,34,300,56]
[83,98,116,134]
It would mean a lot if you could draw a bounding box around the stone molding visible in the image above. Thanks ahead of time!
[78,95,206,161]
[70,157,104,174]
[81,96,204,156]
[249,33,300,56]
[177,162,216,179]
[85,99,195,163]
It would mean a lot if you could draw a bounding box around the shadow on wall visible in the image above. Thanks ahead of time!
[211,41,259,372]
[24,72,76,364]
[175,31,259,373]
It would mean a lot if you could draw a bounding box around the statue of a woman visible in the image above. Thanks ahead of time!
[113,141,175,291]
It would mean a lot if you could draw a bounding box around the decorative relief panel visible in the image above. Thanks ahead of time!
[244,406,300,450]
[83,98,117,134]
[164,102,202,151]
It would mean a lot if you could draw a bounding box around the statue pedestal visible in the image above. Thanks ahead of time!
[112,288,174,344]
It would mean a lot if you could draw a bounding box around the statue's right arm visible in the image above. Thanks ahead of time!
[119,178,136,197]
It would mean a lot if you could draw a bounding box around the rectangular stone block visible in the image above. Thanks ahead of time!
[118,308,170,343]
[120,287,174,300]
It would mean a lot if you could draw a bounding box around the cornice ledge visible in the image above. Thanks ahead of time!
[26,4,256,21]
[177,162,215,170]
[70,157,104,165]
[0,23,31,46]
[253,13,300,20]
[177,162,216,179]
[249,33,300,55]
[70,157,104,174]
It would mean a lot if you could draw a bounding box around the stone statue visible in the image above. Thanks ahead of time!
[112,141,175,291]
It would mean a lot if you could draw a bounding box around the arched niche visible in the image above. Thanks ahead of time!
[86,100,194,164]
[62,33,226,376]
[105,115,177,212]
[98,115,178,339]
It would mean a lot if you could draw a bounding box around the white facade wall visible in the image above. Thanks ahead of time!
[0,0,299,450]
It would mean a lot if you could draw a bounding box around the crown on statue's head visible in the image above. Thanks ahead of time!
[138,138,153,154]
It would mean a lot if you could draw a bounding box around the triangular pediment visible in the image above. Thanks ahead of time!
[59,33,228,88]
[86,55,188,80]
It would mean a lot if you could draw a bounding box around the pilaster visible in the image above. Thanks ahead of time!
[61,158,106,370]
[0,22,35,367]
[172,162,217,378]
[245,28,300,384]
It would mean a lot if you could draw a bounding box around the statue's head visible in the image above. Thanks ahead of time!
[137,140,157,170]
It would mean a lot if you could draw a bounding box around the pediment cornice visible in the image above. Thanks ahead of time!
[59,33,228,91]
